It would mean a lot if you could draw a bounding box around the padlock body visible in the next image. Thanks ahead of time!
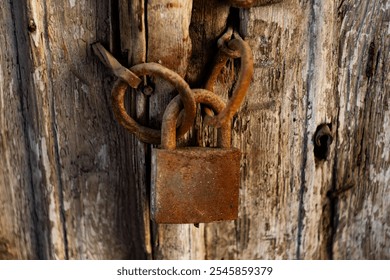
[151,147,240,224]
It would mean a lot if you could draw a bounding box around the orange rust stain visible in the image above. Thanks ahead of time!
[166,2,182,9]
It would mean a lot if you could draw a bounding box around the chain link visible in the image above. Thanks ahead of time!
[204,30,254,128]
[93,44,196,144]
[161,89,230,150]
[94,27,253,143]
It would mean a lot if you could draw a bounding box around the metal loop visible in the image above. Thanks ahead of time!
[217,27,241,59]
[111,62,196,144]
[162,89,231,150]
[204,34,254,128]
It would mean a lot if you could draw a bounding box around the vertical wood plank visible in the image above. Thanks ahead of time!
[43,0,144,259]
[332,0,390,259]
[2,0,147,259]
[296,0,339,259]
[119,0,152,259]
[11,0,67,259]
[0,0,38,260]
[203,0,313,259]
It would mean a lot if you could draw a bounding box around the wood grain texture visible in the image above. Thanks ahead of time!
[34,0,145,259]
[119,0,152,259]
[203,0,338,259]
[186,0,230,86]
[0,0,146,259]
[332,0,390,259]
[1,0,388,260]
[0,0,38,260]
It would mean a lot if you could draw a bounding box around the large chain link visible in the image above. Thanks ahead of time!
[93,27,253,144]
[93,43,196,144]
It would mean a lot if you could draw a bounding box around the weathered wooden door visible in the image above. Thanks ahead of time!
[0,0,389,259]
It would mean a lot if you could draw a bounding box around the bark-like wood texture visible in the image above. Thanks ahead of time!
[0,0,388,259]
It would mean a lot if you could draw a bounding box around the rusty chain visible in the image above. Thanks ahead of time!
[93,43,196,144]
[205,27,239,94]
[162,89,231,150]
[93,26,253,144]
[203,28,254,128]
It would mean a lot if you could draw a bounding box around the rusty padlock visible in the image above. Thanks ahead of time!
[151,90,241,224]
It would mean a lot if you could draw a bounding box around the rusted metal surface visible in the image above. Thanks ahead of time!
[151,90,240,224]
[93,32,253,143]
[205,27,239,93]
[205,33,254,128]
[162,89,231,150]
[110,62,196,144]
[228,0,283,8]
[151,148,240,224]
[92,43,142,88]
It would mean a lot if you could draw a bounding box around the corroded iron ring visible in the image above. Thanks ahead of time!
[162,89,231,150]
[205,35,254,128]
[112,62,196,144]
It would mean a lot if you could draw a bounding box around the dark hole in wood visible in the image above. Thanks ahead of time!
[366,41,376,78]
[28,19,36,33]
[313,123,333,161]
[140,78,155,96]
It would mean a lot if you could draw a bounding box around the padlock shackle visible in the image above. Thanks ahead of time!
[110,62,197,144]
[161,89,232,150]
